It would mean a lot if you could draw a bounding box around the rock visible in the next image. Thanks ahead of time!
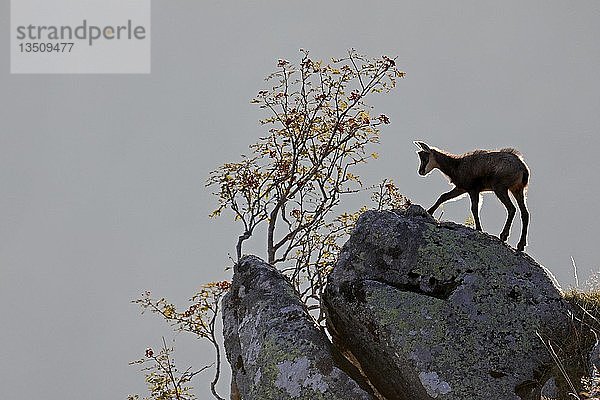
[540,377,559,400]
[222,255,376,400]
[590,341,600,376]
[323,205,583,400]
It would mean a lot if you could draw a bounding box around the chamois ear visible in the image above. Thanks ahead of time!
[414,141,431,152]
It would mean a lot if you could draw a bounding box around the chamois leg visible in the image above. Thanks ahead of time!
[494,188,516,243]
[428,187,466,215]
[512,188,529,251]
[469,191,482,231]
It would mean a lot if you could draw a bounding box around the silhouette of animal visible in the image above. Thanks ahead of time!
[414,141,530,251]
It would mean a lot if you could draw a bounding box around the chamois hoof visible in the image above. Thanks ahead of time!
[517,242,526,252]
[500,232,509,242]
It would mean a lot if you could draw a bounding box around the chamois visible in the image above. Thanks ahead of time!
[414,141,530,251]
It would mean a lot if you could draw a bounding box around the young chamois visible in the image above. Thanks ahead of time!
[414,141,530,251]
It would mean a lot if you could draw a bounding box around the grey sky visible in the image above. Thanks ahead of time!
[1,1,599,399]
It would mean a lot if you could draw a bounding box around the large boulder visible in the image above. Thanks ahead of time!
[323,205,583,400]
[222,255,376,400]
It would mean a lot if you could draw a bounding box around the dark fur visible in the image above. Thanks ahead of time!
[415,142,530,251]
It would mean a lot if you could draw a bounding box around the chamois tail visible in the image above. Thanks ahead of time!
[510,166,529,195]
[522,168,529,187]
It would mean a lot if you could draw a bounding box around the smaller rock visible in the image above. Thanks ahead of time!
[540,377,558,400]
[590,341,600,375]
[222,256,375,400]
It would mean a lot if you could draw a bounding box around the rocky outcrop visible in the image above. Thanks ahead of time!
[221,206,591,400]
[222,256,376,400]
[323,205,584,400]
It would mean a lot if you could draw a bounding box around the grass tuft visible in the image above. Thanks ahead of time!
[563,272,600,400]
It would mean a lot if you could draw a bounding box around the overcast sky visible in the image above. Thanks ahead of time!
[1,1,600,399]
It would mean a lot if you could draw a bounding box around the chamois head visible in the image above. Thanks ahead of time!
[414,141,438,176]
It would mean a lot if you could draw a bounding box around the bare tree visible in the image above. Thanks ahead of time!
[208,47,403,275]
